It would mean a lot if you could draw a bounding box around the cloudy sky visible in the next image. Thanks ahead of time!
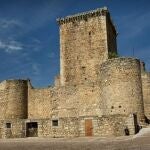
[0,0,149,87]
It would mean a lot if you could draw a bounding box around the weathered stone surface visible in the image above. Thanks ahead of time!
[0,80,28,120]
[141,72,150,119]
[0,7,149,139]
[59,7,117,86]
[99,58,145,123]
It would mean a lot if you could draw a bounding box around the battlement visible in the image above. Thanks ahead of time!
[57,7,117,34]
[100,57,140,67]
[57,7,109,25]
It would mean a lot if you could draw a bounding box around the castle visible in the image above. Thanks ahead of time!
[0,7,149,138]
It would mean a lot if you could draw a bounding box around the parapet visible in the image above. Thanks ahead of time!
[100,57,141,73]
[0,79,29,83]
[57,7,109,25]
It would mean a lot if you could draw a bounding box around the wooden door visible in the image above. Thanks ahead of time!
[85,119,93,136]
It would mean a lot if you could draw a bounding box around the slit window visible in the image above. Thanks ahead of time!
[111,106,114,109]
[52,120,58,127]
[6,123,11,128]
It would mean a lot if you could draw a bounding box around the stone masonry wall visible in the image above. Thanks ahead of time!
[141,72,150,119]
[28,83,53,119]
[95,115,128,136]
[0,80,28,120]
[59,9,110,86]
[79,116,125,137]
[38,117,79,138]
[0,81,6,119]
[28,80,133,137]
[0,119,25,138]
[38,115,129,137]
[28,83,102,119]
[99,58,145,124]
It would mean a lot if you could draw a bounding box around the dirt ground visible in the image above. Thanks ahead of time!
[0,129,150,150]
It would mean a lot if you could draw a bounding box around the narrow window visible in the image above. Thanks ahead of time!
[111,106,114,109]
[82,66,86,69]
[52,120,58,127]
[6,123,11,128]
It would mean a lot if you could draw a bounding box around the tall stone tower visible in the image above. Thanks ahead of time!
[57,7,117,86]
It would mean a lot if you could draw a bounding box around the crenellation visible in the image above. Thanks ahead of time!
[57,7,109,25]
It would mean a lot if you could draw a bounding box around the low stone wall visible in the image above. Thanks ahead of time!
[0,114,137,139]
[38,117,79,138]
[79,115,131,137]
[79,115,134,136]
[29,116,129,138]
[0,119,25,138]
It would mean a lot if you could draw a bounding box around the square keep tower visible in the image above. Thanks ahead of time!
[57,7,117,86]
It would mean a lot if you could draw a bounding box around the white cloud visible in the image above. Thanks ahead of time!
[0,40,23,53]
[0,19,23,29]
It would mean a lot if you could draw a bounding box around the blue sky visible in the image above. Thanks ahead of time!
[0,0,150,87]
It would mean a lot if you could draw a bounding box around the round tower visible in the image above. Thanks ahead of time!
[4,80,28,119]
[141,72,150,120]
[99,57,145,123]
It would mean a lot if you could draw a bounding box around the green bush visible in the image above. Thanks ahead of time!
[108,51,119,59]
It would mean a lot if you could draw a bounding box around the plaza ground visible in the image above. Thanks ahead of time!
[0,128,150,150]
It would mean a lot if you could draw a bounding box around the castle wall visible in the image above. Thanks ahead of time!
[0,7,148,139]
[0,119,25,138]
[0,80,28,120]
[28,83,103,137]
[28,84,53,119]
[38,117,79,137]
[28,84,79,119]
[95,115,127,136]
[99,58,145,124]
[38,115,129,137]
[58,9,117,86]
[0,81,6,119]
[141,72,150,119]
[28,84,102,119]
[56,84,102,118]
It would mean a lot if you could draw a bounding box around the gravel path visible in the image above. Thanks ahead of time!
[0,129,150,150]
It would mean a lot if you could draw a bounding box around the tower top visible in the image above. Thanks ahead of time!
[57,7,109,25]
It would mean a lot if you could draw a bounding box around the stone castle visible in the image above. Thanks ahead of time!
[0,7,149,138]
